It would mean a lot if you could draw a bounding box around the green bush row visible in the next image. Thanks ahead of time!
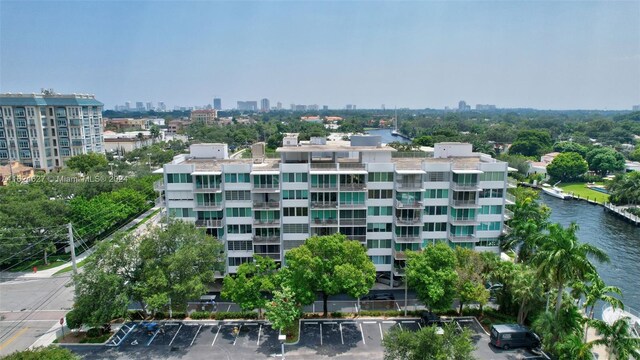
[188,311,259,320]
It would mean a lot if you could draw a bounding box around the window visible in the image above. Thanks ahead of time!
[283,207,308,217]
[480,188,504,198]
[18,140,29,149]
[367,239,392,248]
[480,171,505,182]
[225,190,251,201]
[425,189,449,199]
[368,206,393,216]
[226,207,252,217]
[452,173,478,185]
[224,173,250,183]
[255,228,280,237]
[478,238,500,247]
[450,225,475,236]
[254,244,280,254]
[477,222,502,231]
[254,210,279,221]
[425,172,449,182]
[423,222,447,232]
[282,223,309,234]
[227,225,252,234]
[282,172,308,182]
[17,130,28,138]
[311,174,337,187]
[368,189,393,199]
[367,223,392,232]
[196,193,221,204]
[396,243,420,251]
[368,172,394,182]
[369,255,391,264]
[195,175,221,188]
[196,210,223,220]
[229,257,253,266]
[60,148,70,157]
[253,174,279,187]
[450,208,476,220]
[169,208,195,218]
[167,173,193,183]
[282,189,308,200]
[479,205,502,215]
[311,210,337,220]
[424,206,447,215]
[339,192,365,205]
[395,226,421,236]
[311,192,336,202]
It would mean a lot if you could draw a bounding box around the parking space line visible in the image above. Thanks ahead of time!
[325,321,337,324]
[257,324,262,345]
[243,323,259,326]
[306,321,318,325]
[226,304,231,311]
[363,321,376,324]
[320,323,323,346]
[398,323,403,330]
[190,325,202,347]
[382,321,395,324]
[360,323,365,345]
[417,322,422,329]
[379,323,383,340]
[212,325,221,346]
[233,325,242,346]
[169,324,182,346]
[401,321,415,324]
[147,330,159,346]
[339,323,344,345]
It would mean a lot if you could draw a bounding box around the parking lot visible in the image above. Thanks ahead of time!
[63,318,547,360]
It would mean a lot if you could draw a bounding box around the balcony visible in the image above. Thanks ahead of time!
[396,182,423,191]
[194,203,223,211]
[339,202,366,209]
[451,182,481,191]
[394,217,422,225]
[393,249,407,260]
[449,216,480,226]
[153,180,164,191]
[193,185,222,193]
[311,218,338,226]
[502,224,512,234]
[339,163,366,170]
[505,193,516,205]
[253,183,280,192]
[346,235,366,242]
[450,200,480,208]
[394,199,423,209]
[195,219,223,228]
[339,183,366,191]
[311,183,338,191]
[252,236,281,244]
[254,219,281,227]
[310,201,338,209]
[507,178,518,188]
[253,201,280,209]
[394,236,421,243]
[504,208,514,220]
[447,234,476,243]
[310,163,337,171]
[340,218,366,226]
[254,253,281,260]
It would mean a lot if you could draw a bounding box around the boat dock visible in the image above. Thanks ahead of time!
[603,203,640,226]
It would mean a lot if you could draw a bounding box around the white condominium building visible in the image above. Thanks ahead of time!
[156,135,515,279]
[0,91,104,171]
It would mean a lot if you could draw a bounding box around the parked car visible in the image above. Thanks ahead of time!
[490,324,541,350]
[376,273,403,287]
[361,293,395,301]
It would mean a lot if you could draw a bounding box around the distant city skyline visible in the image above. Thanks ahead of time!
[1,1,639,110]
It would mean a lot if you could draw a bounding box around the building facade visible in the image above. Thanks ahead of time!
[213,98,222,110]
[190,109,218,124]
[260,98,270,112]
[237,101,258,111]
[0,92,104,171]
[156,136,515,279]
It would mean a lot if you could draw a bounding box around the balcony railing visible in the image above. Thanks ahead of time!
[394,199,423,209]
[340,218,366,226]
[193,185,222,193]
[254,253,281,260]
[507,178,518,188]
[153,180,164,191]
[195,219,223,228]
[451,182,481,191]
[252,236,281,244]
[339,163,366,170]
[504,208,514,220]
[253,201,280,209]
[449,216,480,225]
[254,219,281,226]
[346,235,366,242]
[393,250,407,260]
[394,236,421,243]
[311,183,338,190]
[396,182,423,191]
[502,224,513,234]
[310,201,338,209]
[448,234,476,243]
[394,217,422,225]
[339,202,366,209]
[194,203,223,210]
[310,163,338,171]
[339,183,366,190]
[450,200,480,208]
[506,193,516,205]
[311,218,338,226]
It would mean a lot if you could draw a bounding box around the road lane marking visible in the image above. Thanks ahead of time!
[257,324,262,346]
[190,325,202,346]
[339,323,344,345]
[360,323,365,345]
[168,324,182,346]
[212,325,221,346]
[379,323,383,340]
[0,327,29,350]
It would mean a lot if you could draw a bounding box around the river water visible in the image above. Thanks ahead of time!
[366,128,411,144]
[541,194,640,313]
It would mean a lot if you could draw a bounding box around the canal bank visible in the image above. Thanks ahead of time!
[540,193,640,314]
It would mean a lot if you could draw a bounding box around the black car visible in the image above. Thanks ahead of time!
[376,274,403,287]
[361,293,395,301]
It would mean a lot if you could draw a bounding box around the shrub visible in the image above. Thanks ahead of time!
[86,327,102,338]
[214,311,258,320]
[190,311,212,320]
[331,311,344,318]
[127,310,146,321]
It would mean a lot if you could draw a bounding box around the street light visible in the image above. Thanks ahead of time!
[278,334,286,359]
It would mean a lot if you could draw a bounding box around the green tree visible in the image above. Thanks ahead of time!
[555,334,596,360]
[150,125,161,141]
[382,323,476,360]
[546,152,588,182]
[510,264,544,325]
[221,255,278,318]
[454,247,489,315]
[283,234,376,317]
[607,172,640,205]
[2,346,79,360]
[265,286,301,336]
[572,272,623,341]
[628,147,640,161]
[532,306,584,352]
[590,318,640,360]
[533,223,609,316]
[406,243,458,312]
[509,130,553,157]
[553,141,589,157]
[65,153,109,174]
[585,147,626,176]
[502,187,550,263]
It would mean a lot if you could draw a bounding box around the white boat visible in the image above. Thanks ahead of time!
[391,108,400,136]
[602,305,640,338]
[541,182,571,200]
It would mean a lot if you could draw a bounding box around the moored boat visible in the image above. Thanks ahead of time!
[602,305,640,338]
[541,183,571,200]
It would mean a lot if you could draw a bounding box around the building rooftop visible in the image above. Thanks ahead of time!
[0,92,103,107]
[276,140,394,153]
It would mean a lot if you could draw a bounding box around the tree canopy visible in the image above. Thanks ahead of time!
[509,130,553,157]
[585,147,626,176]
[382,323,476,360]
[65,153,109,174]
[406,242,458,312]
[222,255,278,317]
[546,152,588,182]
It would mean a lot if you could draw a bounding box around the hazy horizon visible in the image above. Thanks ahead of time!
[1,1,638,111]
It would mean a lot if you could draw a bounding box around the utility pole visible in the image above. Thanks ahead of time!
[68,223,78,276]
[404,275,408,316]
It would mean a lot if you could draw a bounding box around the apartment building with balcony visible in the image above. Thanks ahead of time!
[0,91,104,171]
[156,135,515,279]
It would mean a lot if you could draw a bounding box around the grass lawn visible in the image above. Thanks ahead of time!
[557,182,609,204]
[10,255,70,272]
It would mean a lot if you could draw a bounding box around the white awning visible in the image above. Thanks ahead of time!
[250,170,279,175]
[192,171,222,175]
[152,168,164,174]
[452,169,483,174]
[396,169,426,174]
[338,170,368,174]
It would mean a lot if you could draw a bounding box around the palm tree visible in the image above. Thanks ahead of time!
[573,273,624,340]
[502,189,550,263]
[556,333,595,360]
[533,306,584,351]
[510,264,543,325]
[533,222,609,316]
[590,318,640,360]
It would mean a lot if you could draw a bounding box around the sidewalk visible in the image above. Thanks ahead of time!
[17,206,161,280]
[586,326,609,359]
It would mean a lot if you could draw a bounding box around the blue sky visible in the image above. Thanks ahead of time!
[1,0,639,110]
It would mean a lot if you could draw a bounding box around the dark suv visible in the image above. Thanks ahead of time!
[361,293,395,301]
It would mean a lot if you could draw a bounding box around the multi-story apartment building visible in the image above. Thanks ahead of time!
[190,109,218,124]
[0,92,104,171]
[156,135,515,281]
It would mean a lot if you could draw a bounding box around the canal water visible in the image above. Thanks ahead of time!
[541,194,640,313]
[366,128,411,144]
